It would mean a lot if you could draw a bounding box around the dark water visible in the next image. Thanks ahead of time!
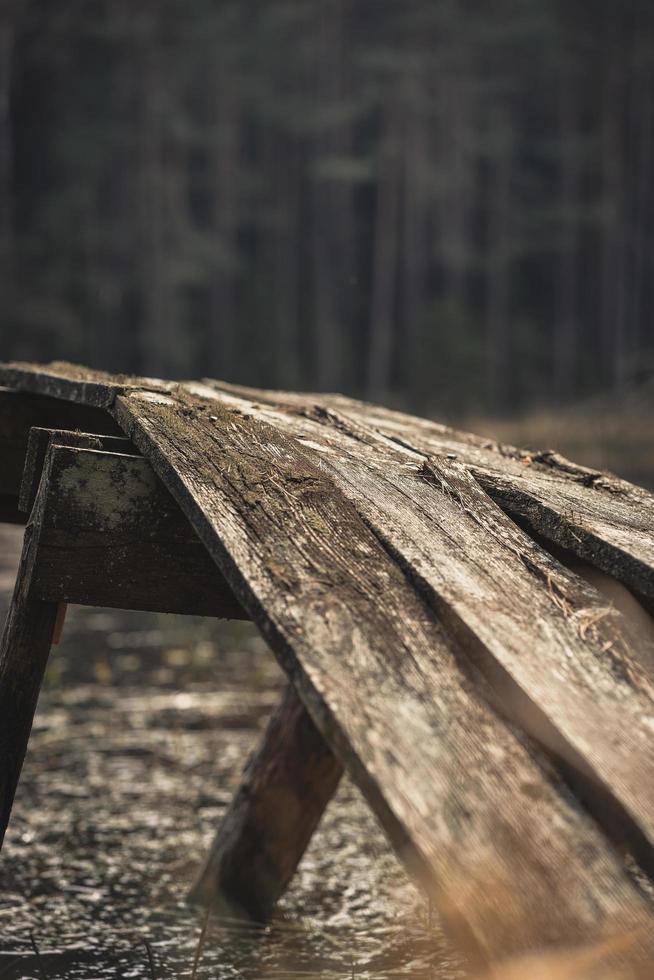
[0,526,462,979]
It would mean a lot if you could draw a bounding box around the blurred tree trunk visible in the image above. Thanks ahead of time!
[209,66,239,381]
[600,45,622,388]
[485,112,513,411]
[272,138,301,389]
[367,99,400,399]
[137,10,170,378]
[630,63,652,366]
[312,0,354,392]
[0,7,16,304]
[400,77,427,388]
[553,69,581,400]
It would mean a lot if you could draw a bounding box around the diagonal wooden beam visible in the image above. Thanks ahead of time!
[0,520,59,843]
[188,683,343,920]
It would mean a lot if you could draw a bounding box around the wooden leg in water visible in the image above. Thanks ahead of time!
[189,684,343,921]
[0,525,58,847]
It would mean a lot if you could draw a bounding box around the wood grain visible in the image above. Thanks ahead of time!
[211,379,654,612]
[1,361,653,957]
[31,444,247,619]
[197,385,654,871]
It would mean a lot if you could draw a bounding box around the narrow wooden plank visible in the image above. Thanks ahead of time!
[1,363,653,957]
[210,380,654,612]
[189,684,343,919]
[31,445,248,619]
[0,363,176,410]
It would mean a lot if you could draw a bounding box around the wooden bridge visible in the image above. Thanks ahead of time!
[1,361,654,969]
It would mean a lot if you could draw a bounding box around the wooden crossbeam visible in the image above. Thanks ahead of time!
[26,443,247,618]
[19,426,134,514]
[0,387,122,520]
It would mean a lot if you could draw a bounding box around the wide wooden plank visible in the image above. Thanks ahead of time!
[114,389,654,957]
[195,384,654,870]
[1,362,653,959]
[210,379,654,613]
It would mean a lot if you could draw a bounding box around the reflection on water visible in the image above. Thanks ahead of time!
[0,525,462,979]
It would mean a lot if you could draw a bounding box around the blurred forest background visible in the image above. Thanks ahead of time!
[1,0,654,429]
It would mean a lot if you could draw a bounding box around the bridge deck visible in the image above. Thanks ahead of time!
[1,361,653,967]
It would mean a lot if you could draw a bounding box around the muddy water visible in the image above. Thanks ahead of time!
[0,525,462,979]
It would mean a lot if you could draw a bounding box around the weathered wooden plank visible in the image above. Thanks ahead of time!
[1,362,653,957]
[0,363,176,410]
[189,684,343,919]
[210,380,654,612]
[325,398,654,613]
[195,384,654,872]
[112,390,654,956]
[30,444,247,619]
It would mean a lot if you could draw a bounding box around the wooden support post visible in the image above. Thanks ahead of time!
[0,520,58,844]
[188,684,343,920]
